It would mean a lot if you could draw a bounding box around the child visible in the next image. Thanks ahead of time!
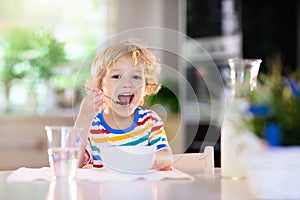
[74,39,173,170]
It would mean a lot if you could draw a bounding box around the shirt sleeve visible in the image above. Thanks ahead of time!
[148,111,172,152]
[83,138,93,166]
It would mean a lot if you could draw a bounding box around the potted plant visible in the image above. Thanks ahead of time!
[238,60,300,199]
[0,27,67,112]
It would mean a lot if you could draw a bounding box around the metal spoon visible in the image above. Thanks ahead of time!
[103,95,128,105]
[83,86,127,105]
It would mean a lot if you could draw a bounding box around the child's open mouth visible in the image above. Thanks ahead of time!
[117,94,134,105]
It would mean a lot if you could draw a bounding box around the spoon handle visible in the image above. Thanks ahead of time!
[83,85,124,105]
[103,95,118,104]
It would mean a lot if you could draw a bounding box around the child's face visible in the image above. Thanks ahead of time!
[101,58,146,116]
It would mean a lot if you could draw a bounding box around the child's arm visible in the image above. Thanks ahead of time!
[75,90,104,168]
[153,148,173,171]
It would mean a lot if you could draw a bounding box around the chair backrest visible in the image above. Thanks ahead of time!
[172,146,214,174]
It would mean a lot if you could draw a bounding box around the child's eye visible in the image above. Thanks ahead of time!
[132,75,142,80]
[111,75,121,79]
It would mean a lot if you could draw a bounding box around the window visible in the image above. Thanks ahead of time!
[0,0,109,114]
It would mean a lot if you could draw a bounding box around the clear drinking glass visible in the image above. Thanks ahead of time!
[45,126,83,181]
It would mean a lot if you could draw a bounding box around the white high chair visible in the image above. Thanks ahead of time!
[172,146,214,174]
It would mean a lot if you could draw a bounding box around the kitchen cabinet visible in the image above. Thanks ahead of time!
[0,115,74,170]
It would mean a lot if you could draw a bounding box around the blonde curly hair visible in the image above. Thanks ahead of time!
[85,39,161,97]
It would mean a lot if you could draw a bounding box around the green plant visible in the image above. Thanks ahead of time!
[245,65,300,146]
[50,67,90,90]
[0,27,68,112]
[0,27,67,98]
[144,80,180,113]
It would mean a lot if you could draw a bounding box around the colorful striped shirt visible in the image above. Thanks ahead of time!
[84,107,171,168]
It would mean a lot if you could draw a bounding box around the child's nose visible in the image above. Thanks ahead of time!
[120,76,132,87]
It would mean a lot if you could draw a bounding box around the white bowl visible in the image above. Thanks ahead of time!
[100,146,155,173]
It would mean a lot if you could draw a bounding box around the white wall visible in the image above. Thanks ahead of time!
[113,0,164,31]
[109,0,181,76]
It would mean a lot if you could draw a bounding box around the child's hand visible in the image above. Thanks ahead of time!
[82,164,93,169]
[79,90,104,120]
[75,90,104,168]
[152,149,173,171]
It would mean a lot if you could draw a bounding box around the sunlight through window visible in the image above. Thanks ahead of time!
[0,0,109,114]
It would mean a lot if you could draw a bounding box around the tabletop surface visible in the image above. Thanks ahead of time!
[0,168,255,200]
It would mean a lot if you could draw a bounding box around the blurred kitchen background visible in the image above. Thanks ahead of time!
[0,0,299,169]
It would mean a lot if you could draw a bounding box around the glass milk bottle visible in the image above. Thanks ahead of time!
[221,58,261,179]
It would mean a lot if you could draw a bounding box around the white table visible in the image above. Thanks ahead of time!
[0,168,255,200]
